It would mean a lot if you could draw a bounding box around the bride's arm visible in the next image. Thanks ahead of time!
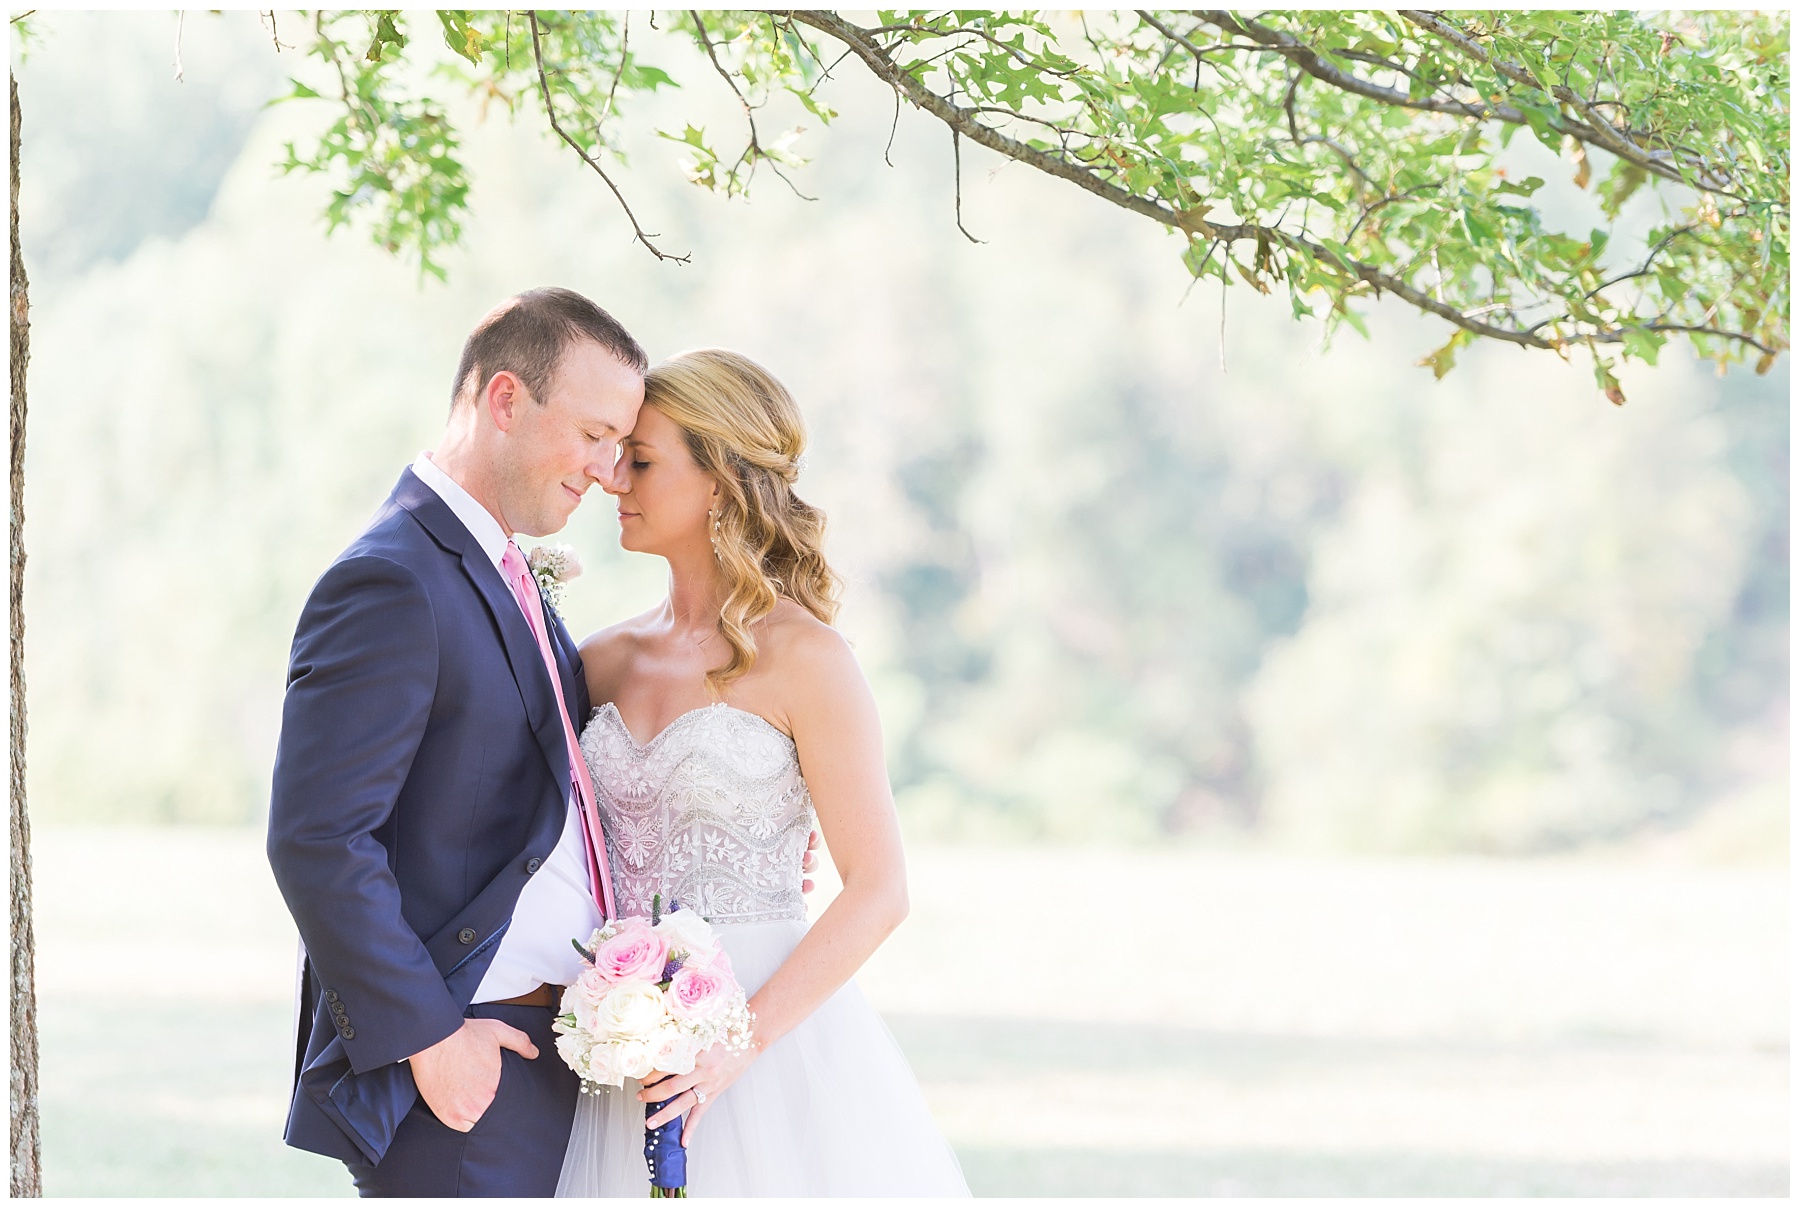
[745,623,910,1042]
[641,623,908,1138]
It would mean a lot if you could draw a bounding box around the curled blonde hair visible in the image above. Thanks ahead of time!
[644,348,841,689]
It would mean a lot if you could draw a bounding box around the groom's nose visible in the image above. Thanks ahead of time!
[591,441,626,492]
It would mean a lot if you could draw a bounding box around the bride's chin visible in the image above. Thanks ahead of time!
[618,532,656,555]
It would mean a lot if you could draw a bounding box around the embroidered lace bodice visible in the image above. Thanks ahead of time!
[580,701,816,925]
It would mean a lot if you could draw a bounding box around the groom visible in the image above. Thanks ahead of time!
[267,287,647,1196]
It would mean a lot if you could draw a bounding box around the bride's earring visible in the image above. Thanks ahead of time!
[709,510,722,559]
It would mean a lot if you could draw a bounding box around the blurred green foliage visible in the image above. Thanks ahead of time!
[10,12,1787,853]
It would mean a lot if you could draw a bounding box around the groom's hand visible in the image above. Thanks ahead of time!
[408,1018,540,1132]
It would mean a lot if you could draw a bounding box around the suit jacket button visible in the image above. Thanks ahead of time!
[526,858,542,874]
[323,989,340,1003]
[458,928,477,944]
[341,1026,355,1040]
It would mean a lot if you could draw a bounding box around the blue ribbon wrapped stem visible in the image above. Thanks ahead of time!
[644,1093,687,1197]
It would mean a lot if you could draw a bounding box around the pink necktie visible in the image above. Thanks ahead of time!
[500,541,616,921]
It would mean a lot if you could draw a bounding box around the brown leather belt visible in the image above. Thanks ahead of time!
[490,983,561,1009]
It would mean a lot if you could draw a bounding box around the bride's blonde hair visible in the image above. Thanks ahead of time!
[644,348,841,689]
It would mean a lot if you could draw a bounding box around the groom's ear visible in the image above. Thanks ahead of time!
[484,370,526,432]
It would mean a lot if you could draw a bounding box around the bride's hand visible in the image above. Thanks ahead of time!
[801,827,820,894]
[639,1041,759,1146]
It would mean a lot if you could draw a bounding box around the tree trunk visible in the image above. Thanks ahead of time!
[9,71,40,1200]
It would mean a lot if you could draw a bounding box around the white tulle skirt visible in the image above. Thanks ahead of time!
[555,919,969,1197]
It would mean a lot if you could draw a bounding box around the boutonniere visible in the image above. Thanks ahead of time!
[527,543,582,614]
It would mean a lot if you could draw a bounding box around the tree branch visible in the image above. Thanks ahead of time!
[688,12,814,200]
[1346,184,1437,242]
[526,11,688,263]
[951,128,983,244]
[1395,9,1737,195]
[259,10,291,54]
[8,69,41,1202]
[1184,12,1519,123]
[1624,323,1779,357]
[785,10,1188,230]
[1188,9,1742,199]
[597,11,629,126]
[1581,222,1701,301]
[783,9,1564,350]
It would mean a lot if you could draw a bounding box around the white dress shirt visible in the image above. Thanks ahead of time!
[410,452,605,1003]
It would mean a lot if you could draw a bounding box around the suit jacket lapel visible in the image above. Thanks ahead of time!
[392,470,573,801]
[463,552,572,792]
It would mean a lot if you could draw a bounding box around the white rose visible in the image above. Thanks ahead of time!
[584,1042,622,1088]
[648,1026,698,1077]
[554,1032,588,1076]
[560,980,608,1034]
[653,909,720,963]
[597,981,667,1041]
[613,1038,656,1082]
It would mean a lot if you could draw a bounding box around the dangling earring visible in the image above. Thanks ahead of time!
[708,509,722,560]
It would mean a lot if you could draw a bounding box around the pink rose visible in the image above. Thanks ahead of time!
[565,968,612,1029]
[591,922,668,985]
[664,963,734,1021]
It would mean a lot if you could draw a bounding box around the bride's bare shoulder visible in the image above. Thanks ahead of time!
[759,601,863,698]
[578,607,662,698]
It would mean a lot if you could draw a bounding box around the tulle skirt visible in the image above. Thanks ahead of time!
[555,919,970,1198]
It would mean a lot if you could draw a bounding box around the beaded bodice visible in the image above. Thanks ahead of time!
[580,702,816,925]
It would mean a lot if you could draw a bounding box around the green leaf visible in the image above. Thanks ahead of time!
[366,11,406,63]
[630,64,678,91]
[1415,329,1474,379]
[1619,326,1666,366]
[437,11,484,66]
[1592,355,1627,404]
[277,79,321,104]
[1493,175,1546,197]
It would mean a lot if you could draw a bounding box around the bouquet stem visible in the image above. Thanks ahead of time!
[644,1093,687,1197]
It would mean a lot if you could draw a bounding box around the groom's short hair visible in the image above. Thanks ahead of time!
[452,288,647,411]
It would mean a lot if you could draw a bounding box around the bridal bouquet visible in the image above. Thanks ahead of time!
[555,898,754,1197]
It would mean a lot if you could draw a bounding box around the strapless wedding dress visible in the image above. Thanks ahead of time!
[555,702,969,1197]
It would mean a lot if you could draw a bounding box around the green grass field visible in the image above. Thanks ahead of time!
[33,829,1787,1196]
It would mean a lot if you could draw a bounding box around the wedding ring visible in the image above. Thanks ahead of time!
[692,1087,707,1106]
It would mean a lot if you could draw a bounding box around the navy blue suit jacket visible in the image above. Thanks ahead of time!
[267,468,592,1166]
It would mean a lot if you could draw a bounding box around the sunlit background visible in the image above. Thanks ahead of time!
[12,11,1787,1196]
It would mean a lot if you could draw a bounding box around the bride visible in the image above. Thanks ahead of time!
[555,348,969,1197]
